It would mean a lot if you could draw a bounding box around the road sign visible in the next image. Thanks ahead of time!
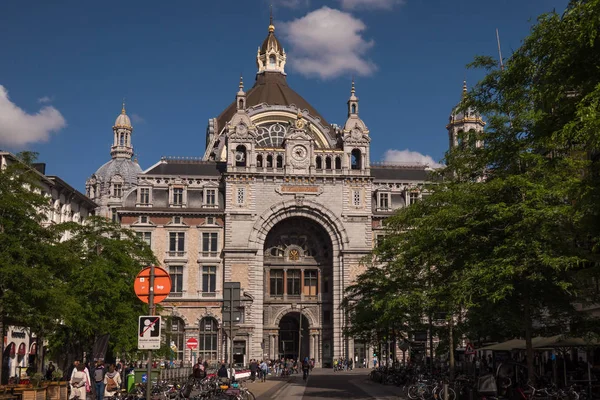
[138,316,161,350]
[186,338,198,350]
[465,343,476,355]
[134,266,172,304]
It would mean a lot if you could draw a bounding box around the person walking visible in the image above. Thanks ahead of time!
[302,357,310,381]
[93,361,105,400]
[259,360,268,382]
[104,365,121,399]
[70,364,88,400]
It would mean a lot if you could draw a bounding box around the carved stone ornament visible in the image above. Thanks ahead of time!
[351,127,362,140]
[236,123,248,137]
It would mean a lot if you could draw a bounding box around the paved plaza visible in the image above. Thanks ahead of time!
[253,368,402,400]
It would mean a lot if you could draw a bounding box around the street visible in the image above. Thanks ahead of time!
[257,368,403,400]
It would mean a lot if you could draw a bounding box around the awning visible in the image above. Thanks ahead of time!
[479,338,525,351]
[17,343,26,356]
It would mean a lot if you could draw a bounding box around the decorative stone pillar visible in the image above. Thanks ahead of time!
[300,268,305,301]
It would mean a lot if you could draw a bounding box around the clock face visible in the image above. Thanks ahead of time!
[236,124,247,135]
[351,128,362,139]
[292,145,308,161]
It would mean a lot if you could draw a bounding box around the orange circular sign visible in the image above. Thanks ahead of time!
[134,266,172,304]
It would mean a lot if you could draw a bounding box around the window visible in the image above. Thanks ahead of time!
[169,265,183,295]
[173,188,184,205]
[173,216,182,224]
[236,187,245,205]
[352,190,361,207]
[140,188,150,205]
[136,231,152,247]
[304,270,318,296]
[166,317,185,361]
[202,232,218,257]
[351,149,362,170]
[409,192,420,204]
[113,184,122,198]
[235,145,246,167]
[257,155,263,167]
[287,270,301,295]
[169,232,185,256]
[205,189,216,206]
[276,155,283,168]
[269,55,276,67]
[316,156,322,169]
[325,157,332,170]
[375,234,385,248]
[266,155,273,168]
[335,157,341,170]
[202,266,217,293]
[140,216,149,224]
[111,208,118,223]
[206,216,215,225]
[199,318,218,362]
[270,270,284,296]
[378,192,390,210]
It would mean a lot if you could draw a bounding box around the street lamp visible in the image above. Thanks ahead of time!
[294,304,308,361]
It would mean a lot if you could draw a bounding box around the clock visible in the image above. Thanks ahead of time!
[236,124,247,136]
[295,118,306,129]
[351,127,362,139]
[292,145,308,161]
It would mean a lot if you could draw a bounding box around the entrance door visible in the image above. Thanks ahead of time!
[278,313,309,360]
[233,341,246,367]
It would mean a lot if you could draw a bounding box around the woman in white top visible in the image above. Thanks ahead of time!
[103,365,122,399]
[70,364,88,399]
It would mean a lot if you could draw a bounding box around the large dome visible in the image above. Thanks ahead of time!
[93,158,142,184]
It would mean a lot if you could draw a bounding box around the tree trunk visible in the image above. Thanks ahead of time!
[449,315,455,381]
[0,316,4,384]
[36,334,43,373]
[429,314,434,374]
[524,297,535,383]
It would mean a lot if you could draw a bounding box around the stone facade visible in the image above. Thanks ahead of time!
[86,20,472,367]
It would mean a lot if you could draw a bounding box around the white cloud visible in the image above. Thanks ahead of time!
[280,7,376,79]
[131,113,145,124]
[37,96,53,104]
[383,149,444,169]
[0,85,66,147]
[274,0,310,8]
[338,0,404,10]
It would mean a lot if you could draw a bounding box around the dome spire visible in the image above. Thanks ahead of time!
[462,80,467,98]
[257,6,286,75]
[347,78,359,116]
[269,4,274,32]
[112,101,134,159]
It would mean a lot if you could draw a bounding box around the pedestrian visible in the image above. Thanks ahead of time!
[302,357,310,381]
[260,360,268,382]
[217,364,228,380]
[93,361,106,400]
[45,362,56,381]
[104,365,121,399]
[249,359,257,382]
[70,364,88,400]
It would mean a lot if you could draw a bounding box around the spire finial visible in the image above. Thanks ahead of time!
[121,98,126,114]
[239,74,244,90]
[269,5,275,32]
[462,80,467,97]
[351,77,356,95]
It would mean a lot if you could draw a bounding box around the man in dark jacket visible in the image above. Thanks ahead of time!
[249,360,257,382]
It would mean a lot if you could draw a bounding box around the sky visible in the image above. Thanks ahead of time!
[0,0,568,192]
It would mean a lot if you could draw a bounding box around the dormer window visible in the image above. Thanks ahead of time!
[378,192,390,211]
[269,55,276,67]
[113,183,122,198]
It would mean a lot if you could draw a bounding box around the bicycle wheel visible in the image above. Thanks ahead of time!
[240,389,256,400]
[407,385,420,399]
[438,386,456,400]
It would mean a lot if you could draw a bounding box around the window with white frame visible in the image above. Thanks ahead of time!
[378,192,390,210]
[136,231,152,247]
[202,232,218,257]
[236,187,245,205]
[169,232,185,256]
[202,266,217,293]
[352,189,361,207]
[173,216,182,224]
[113,184,122,198]
[409,192,420,205]
[140,188,151,205]
[140,215,149,224]
[205,188,217,206]
[172,188,184,206]
[169,265,183,295]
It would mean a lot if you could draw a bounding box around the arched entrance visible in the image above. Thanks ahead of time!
[278,312,310,360]
[263,216,334,366]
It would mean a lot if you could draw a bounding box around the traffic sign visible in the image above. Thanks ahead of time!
[134,266,172,304]
[465,343,476,355]
[138,316,161,349]
[186,338,198,350]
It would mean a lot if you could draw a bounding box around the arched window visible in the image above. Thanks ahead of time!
[325,157,332,170]
[235,145,246,167]
[316,156,322,170]
[166,317,185,361]
[351,149,362,170]
[238,99,244,110]
[351,104,357,114]
[335,156,341,170]
[276,155,283,168]
[257,154,263,167]
[120,133,125,146]
[266,155,273,168]
[199,317,218,362]
[269,55,276,67]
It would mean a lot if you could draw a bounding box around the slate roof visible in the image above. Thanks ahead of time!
[371,166,431,181]
[216,72,331,135]
[145,160,226,176]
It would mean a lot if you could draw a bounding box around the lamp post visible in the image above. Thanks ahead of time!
[297,305,308,361]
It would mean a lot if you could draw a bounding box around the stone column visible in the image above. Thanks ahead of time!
[300,269,305,301]
[283,268,288,300]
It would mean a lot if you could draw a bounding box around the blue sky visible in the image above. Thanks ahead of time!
[0,0,567,192]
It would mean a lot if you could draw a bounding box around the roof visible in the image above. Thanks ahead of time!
[92,158,142,184]
[371,166,431,181]
[144,159,226,176]
[46,176,98,209]
[216,72,331,135]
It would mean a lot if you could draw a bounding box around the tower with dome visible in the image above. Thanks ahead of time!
[86,16,460,367]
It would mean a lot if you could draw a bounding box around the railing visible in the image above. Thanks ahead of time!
[167,251,186,258]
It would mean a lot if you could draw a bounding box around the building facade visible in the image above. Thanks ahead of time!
[87,20,479,367]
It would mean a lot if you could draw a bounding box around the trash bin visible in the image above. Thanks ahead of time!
[127,371,136,393]
[134,369,160,385]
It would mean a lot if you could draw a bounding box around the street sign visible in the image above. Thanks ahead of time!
[465,343,476,355]
[186,338,198,350]
[134,266,172,304]
[138,316,161,349]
